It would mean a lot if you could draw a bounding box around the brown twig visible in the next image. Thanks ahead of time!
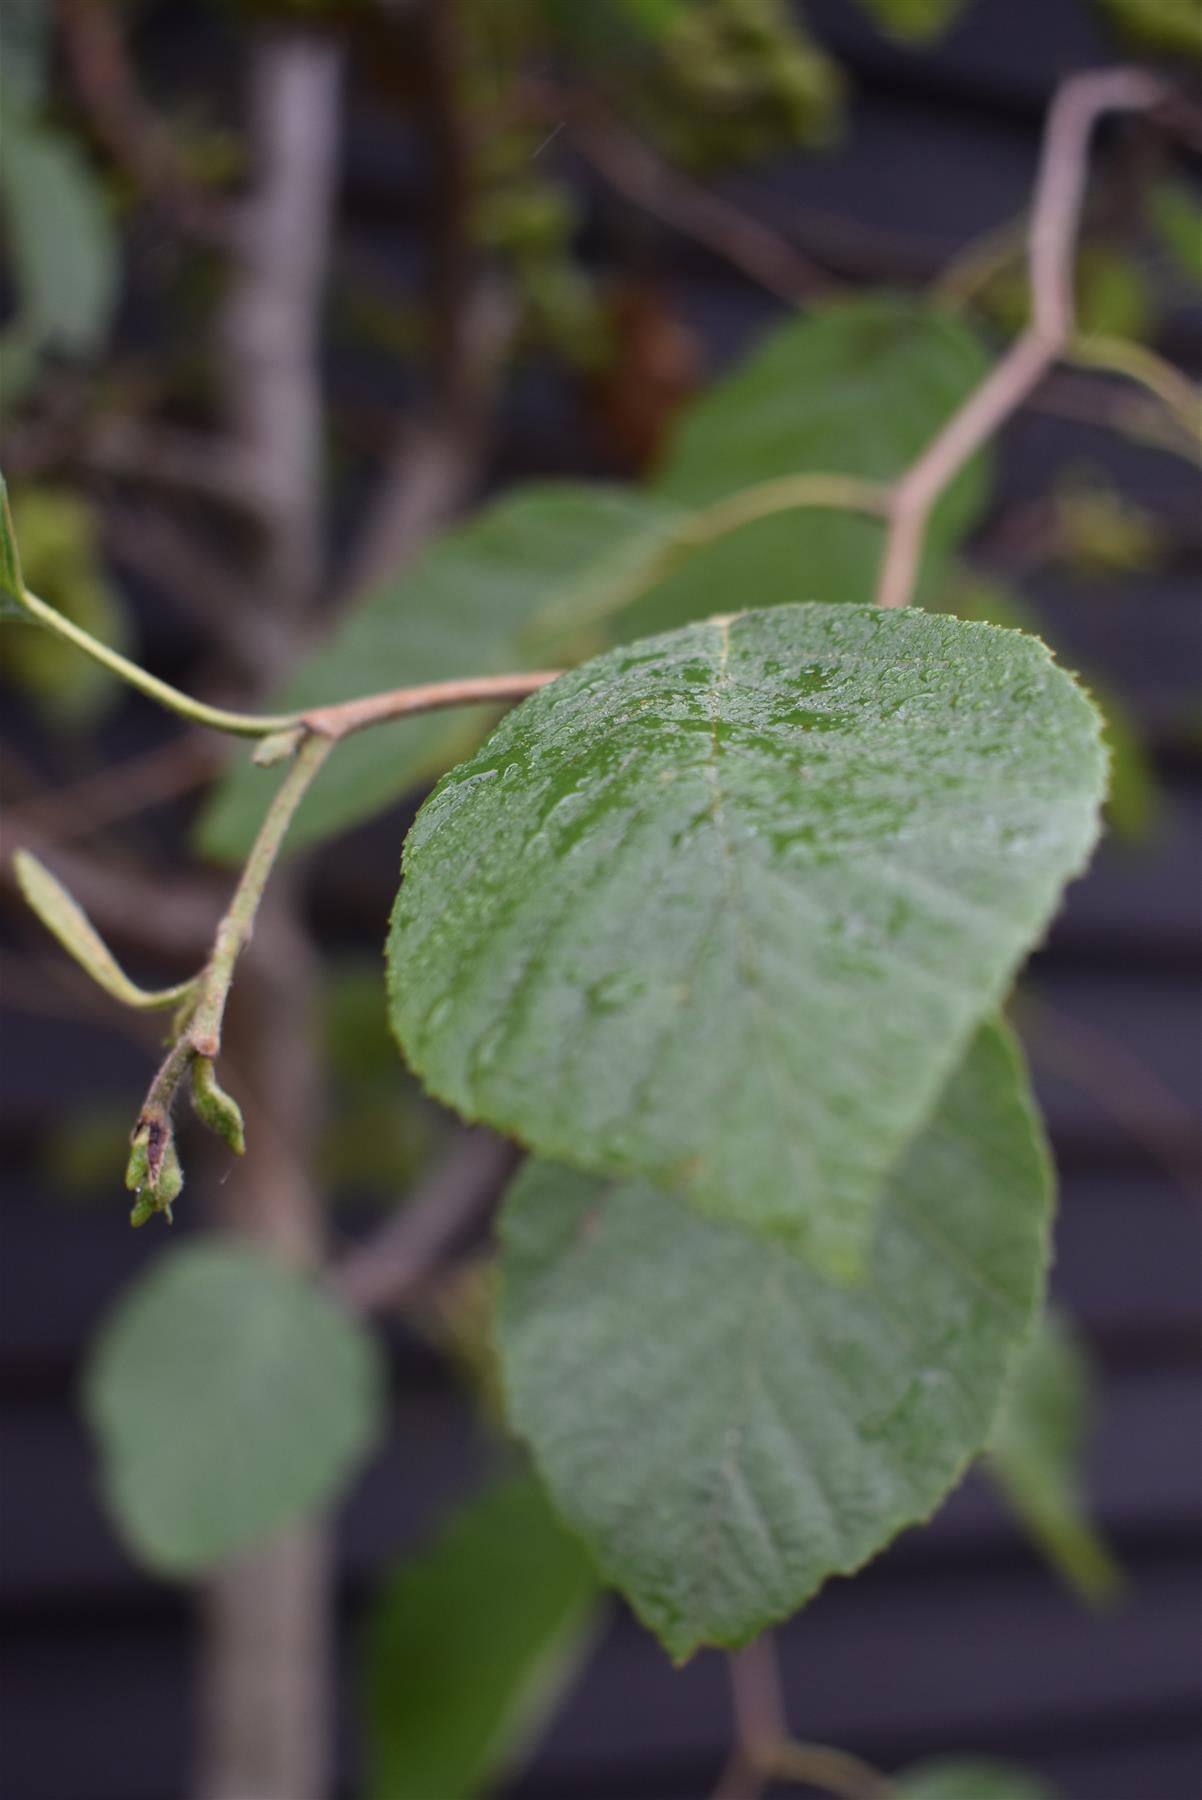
[340,0,515,600]
[330,1129,518,1313]
[301,669,562,741]
[876,67,1167,612]
[714,1636,891,1800]
[196,30,345,1800]
[220,30,343,624]
[7,735,220,845]
[558,94,836,306]
[57,0,232,245]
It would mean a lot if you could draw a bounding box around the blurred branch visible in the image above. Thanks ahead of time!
[220,30,343,626]
[57,0,233,246]
[877,68,1168,611]
[331,1128,517,1312]
[714,1636,891,1800]
[340,276,516,597]
[341,0,515,599]
[196,30,345,1800]
[543,88,837,305]
[102,504,288,677]
[5,733,219,843]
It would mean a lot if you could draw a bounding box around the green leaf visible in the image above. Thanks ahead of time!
[366,1475,599,1800]
[934,569,1161,845]
[1,484,133,722]
[1092,0,1202,56]
[497,1021,1053,1658]
[621,297,992,644]
[851,0,970,42]
[987,1310,1123,1605]
[389,604,1103,1278]
[14,849,195,1011]
[895,1760,1062,1800]
[83,1244,385,1573]
[198,484,681,862]
[0,0,50,111]
[0,473,28,619]
[1148,179,1202,285]
[0,112,118,356]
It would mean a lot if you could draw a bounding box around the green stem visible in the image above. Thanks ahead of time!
[11,473,890,743]
[15,584,304,738]
[188,731,333,1056]
[531,472,891,645]
[1067,332,1202,458]
[765,1739,894,1800]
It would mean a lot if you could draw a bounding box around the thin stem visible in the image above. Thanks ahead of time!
[529,472,891,647]
[302,670,562,741]
[714,1637,892,1800]
[876,67,1166,611]
[188,733,333,1057]
[14,584,303,737]
[766,1742,893,1800]
[12,473,886,744]
[1067,332,1202,456]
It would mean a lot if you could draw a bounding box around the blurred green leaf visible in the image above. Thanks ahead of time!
[896,1760,1063,1800]
[1093,0,1202,57]
[987,1311,1124,1606]
[0,112,118,357]
[498,1023,1053,1658]
[199,485,681,862]
[1053,469,1164,577]
[974,246,1153,343]
[852,0,970,42]
[0,473,28,619]
[1095,678,1161,843]
[619,296,992,643]
[1148,180,1202,285]
[366,1475,599,1800]
[934,568,1161,843]
[1,487,131,722]
[613,0,688,36]
[84,1244,385,1573]
[0,0,49,111]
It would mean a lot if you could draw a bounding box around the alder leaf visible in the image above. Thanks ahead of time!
[895,1761,1062,1800]
[986,1310,1123,1605]
[199,484,681,862]
[389,604,1104,1278]
[83,1244,385,1573]
[497,1022,1053,1659]
[614,297,991,645]
[366,1475,599,1800]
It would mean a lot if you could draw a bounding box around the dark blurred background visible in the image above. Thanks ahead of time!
[1,1,1200,1796]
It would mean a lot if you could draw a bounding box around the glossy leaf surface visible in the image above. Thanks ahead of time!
[84,1245,384,1573]
[366,1475,599,1800]
[390,604,1103,1276]
[498,1023,1052,1658]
